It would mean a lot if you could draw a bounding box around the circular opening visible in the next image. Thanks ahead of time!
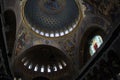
[4,10,16,56]
[14,45,71,78]
[32,77,49,80]
[23,0,79,37]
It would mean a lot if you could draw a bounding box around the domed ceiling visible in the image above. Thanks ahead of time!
[23,0,80,37]
[14,45,72,79]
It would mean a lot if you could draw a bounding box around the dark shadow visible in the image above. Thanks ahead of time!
[4,10,16,57]
[32,77,49,80]
[19,45,69,65]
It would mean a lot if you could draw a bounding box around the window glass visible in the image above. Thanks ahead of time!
[89,35,103,56]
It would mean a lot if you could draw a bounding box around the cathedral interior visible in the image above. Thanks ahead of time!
[0,0,120,80]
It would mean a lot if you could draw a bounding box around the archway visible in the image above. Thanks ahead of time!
[79,26,106,65]
[4,10,16,56]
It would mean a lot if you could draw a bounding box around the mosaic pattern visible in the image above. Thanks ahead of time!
[23,0,80,37]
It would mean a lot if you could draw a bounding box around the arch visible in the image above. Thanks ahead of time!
[4,9,16,56]
[79,26,106,66]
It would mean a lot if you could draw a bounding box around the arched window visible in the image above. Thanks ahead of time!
[79,26,106,65]
[4,10,16,56]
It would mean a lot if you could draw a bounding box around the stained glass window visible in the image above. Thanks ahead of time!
[89,35,103,56]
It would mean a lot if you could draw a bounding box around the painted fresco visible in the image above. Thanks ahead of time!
[16,26,32,55]
[83,0,120,21]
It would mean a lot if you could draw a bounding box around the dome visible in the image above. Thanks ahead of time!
[23,0,80,37]
[14,45,72,79]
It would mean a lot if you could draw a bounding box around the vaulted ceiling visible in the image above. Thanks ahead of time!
[1,0,120,80]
